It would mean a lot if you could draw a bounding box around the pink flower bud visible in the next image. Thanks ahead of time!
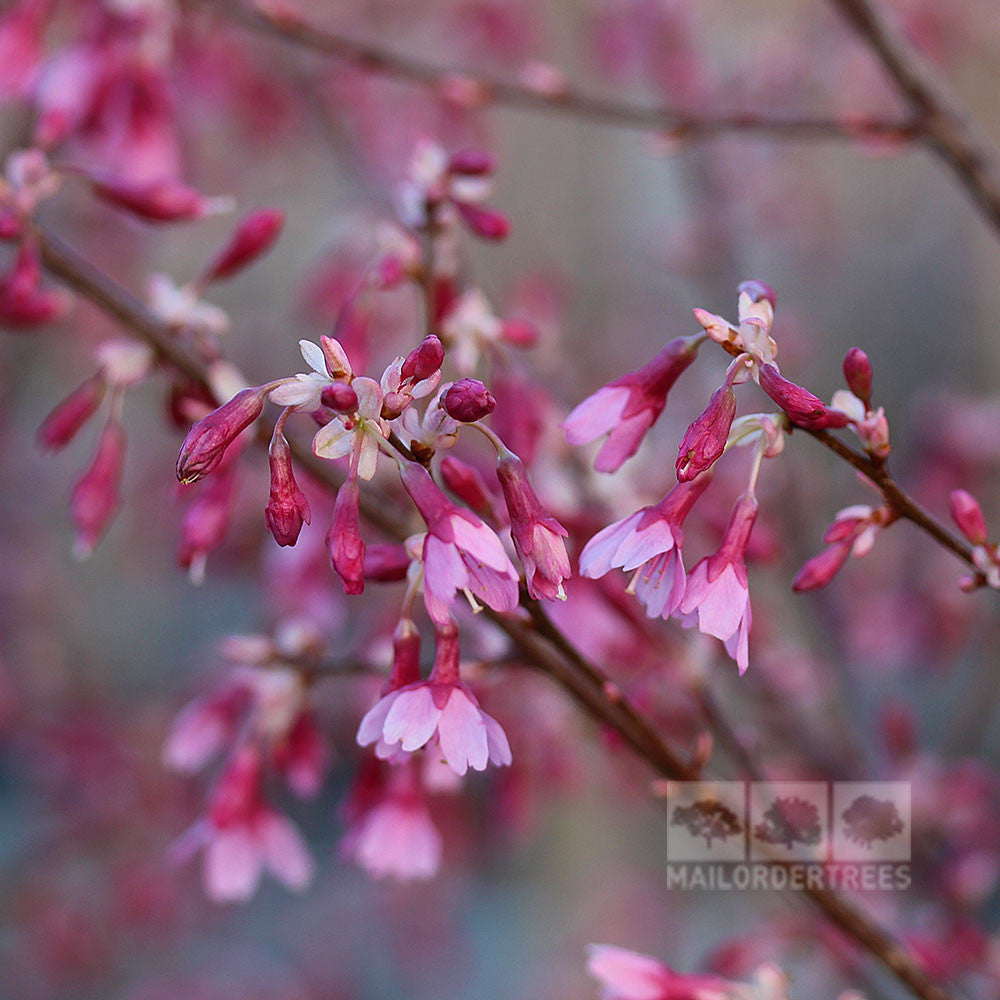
[91,176,229,223]
[757,364,827,427]
[737,279,777,308]
[443,378,496,422]
[385,619,422,692]
[264,432,311,546]
[327,477,365,595]
[791,540,852,592]
[0,241,70,328]
[843,347,873,406]
[500,318,539,348]
[320,382,358,413]
[364,543,411,582]
[950,489,989,546]
[70,417,126,557]
[38,374,105,450]
[676,384,736,482]
[176,386,268,484]
[454,201,510,241]
[440,456,494,517]
[496,450,570,601]
[447,149,495,176]
[178,464,237,582]
[401,334,444,381]
[201,208,284,283]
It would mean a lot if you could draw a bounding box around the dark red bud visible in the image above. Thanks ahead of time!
[843,347,873,405]
[176,386,267,483]
[320,382,358,412]
[38,374,106,450]
[500,318,539,348]
[454,202,510,241]
[364,543,412,582]
[440,456,494,516]
[950,489,989,546]
[91,176,225,223]
[447,149,495,176]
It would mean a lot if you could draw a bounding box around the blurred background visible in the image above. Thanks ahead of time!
[2,1,1000,998]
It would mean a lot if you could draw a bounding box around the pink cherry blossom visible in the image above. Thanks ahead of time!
[399,462,519,623]
[586,944,737,1000]
[563,335,702,473]
[356,622,512,775]
[580,475,710,618]
[678,491,758,673]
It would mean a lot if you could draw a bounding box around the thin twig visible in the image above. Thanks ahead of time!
[208,0,918,144]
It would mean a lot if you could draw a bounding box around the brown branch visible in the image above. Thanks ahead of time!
[206,0,917,144]
[31,225,954,1000]
[830,0,1000,236]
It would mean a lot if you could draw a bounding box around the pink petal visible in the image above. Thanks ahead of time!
[563,386,627,446]
[436,688,489,775]
[586,945,671,1000]
[203,828,263,903]
[260,813,314,890]
[595,409,655,473]
[383,686,441,752]
[356,690,402,747]
[579,512,642,578]
[483,713,513,767]
[692,564,747,642]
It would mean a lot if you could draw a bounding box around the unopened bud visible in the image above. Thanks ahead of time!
[440,455,494,517]
[447,149,495,176]
[70,418,126,557]
[202,208,284,283]
[92,176,231,222]
[401,334,444,381]
[737,279,777,309]
[950,489,989,546]
[454,202,510,241]
[364,543,411,582]
[443,378,496,422]
[792,541,852,592]
[757,364,828,427]
[38,374,105,450]
[320,382,358,413]
[843,347,873,406]
[176,386,268,483]
[264,432,311,546]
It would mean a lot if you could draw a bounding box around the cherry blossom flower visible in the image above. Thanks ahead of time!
[580,474,711,618]
[356,621,512,776]
[678,491,758,673]
[693,281,777,366]
[399,462,519,623]
[496,449,571,601]
[341,762,442,881]
[564,334,702,473]
[170,745,313,903]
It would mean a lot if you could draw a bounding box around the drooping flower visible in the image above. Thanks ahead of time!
[356,621,512,776]
[399,462,519,623]
[678,491,757,673]
[341,758,442,882]
[496,449,570,601]
[565,335,702,473]
[580,474,710,618]
[170,745,313,904]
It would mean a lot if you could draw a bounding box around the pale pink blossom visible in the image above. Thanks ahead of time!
[399,462,519,623]
[356,622,512,775]
[170,746,313,903]
[580,475,710,618]
[678,491,758,673]
[564,335,701,473]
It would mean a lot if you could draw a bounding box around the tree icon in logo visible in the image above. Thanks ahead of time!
[841,795,905,847]
[671,798,743,847]
[754,796,822,850]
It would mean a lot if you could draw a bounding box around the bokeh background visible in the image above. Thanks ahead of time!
[2,1,1000,998]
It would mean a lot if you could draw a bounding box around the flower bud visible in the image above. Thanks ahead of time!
[385,619,422,692]
[440,456,494,517]
[501,318,539,348]
[327,477,365,595]
[443,378,496,422]
[264,432,311,546]
[401,334,444,381]
[737,279,777,308]
[38,373,105,450]
[0,241,70,328]
[792,540,852,592]
[91,176,231,222]
[176,386,268,484]
[178,464,237,583]
[320,382,358,413]
[70,417,126,558]
[676,384,736,482]
[447,149,495,176]
[454,202,510,241]
[950,489,989,546]
[202,208,284,283]
[757,364,827,427]
[843,347,873,406]
[364,543,411,582]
